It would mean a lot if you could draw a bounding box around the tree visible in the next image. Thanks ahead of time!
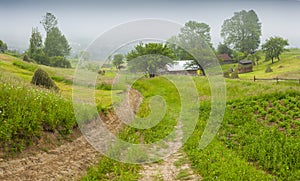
[41,12,58,35]
[112,54,124,69]
[262,36,289,64]
[126,43,175,77]
[44,27,71,57]
[221,10,262,56]
[217,43,233,56]
[168,21,214,75]
[0,40,8,53]
[28,27,43,57]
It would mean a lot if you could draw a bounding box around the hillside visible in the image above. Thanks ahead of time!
[0,52,300,180]
[222,48,300,80]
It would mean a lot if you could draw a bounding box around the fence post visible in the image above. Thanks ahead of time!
[276,77,279,84]
[254,76,256,82]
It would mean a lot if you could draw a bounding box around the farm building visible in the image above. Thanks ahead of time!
[218,53,233,64]
[164,60,203,75]
[238,60,253,73]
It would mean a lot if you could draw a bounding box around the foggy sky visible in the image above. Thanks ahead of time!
[1,0,300,52]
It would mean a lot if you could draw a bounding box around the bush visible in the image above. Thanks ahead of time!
[265,66,273,73]
[50,56,72,68]
[31,68,59,91]
[0,78,76,153]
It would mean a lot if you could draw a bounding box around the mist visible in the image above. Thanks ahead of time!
[1,0,300,52]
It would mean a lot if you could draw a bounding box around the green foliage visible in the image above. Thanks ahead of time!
[13,61,38,72]
[31,68,59,91]
[0,39,8,53]
[0,78,76,153]
[81,157,140,181]
[221,10,262,55]
[168,20,214,75]
[217,42,233,56]
[112,54,124,69]
[44,27,71,57]
[28,27,43,60]
[185,91,300,180]
[126,43,175,77]
[49,56,72,68]
[262,36,289,64]
[232,50,245,61]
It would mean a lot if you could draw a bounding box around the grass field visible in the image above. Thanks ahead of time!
[0,49,299,180]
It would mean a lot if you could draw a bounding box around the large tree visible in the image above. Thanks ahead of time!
[217,43,233,56]
[44,27,71,57]
[262,36,289,64]
[168,21,214,75]
[41,12,58,35]
[126,43,175,77]
[112,54,124,69]
[221,10,262,56]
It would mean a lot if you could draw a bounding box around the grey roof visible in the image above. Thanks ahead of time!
[166,60,198,71]
[239,60,253,65]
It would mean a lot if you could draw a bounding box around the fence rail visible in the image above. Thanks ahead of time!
[254,76,300,84]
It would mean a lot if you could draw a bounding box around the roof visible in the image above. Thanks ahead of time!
[218,54,232,61]
[239,60,253,65]
[166,60,198,72]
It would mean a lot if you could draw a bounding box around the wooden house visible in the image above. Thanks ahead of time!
[164,60,201,75]
[238,60,253,73]
[218,54,233,64]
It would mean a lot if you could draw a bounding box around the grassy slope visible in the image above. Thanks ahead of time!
[222,48,300,79]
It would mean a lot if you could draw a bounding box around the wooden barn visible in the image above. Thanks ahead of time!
[218,53,233,64]
[238,60,253,73]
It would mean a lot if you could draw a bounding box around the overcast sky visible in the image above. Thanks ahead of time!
[1,0,300,52]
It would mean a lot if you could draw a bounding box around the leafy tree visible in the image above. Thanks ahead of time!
[168,21,214,75]
[232,51,245,61]
[44,27,71,57]
[221,10,262,56]
[126,43,175,77]
[112,54,124,69]
[262,36,289,64]
[41,12,58,35]
[0,40,8,53]
[28,27,43,57]
[217,43,233,56]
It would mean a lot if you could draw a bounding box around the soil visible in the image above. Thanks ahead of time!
[0,87,142,181]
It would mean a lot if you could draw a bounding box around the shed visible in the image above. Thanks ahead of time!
[238,60,253,73]
[218,54,233,64]
[165,60,201,75]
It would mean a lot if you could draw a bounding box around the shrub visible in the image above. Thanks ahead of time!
[265,66,273,73]
[49,56,72,68]
[31,68,59,91]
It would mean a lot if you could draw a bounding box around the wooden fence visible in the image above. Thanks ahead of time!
[254,76,300,84]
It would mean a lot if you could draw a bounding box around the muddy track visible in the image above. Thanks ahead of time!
[0,87,143,181]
